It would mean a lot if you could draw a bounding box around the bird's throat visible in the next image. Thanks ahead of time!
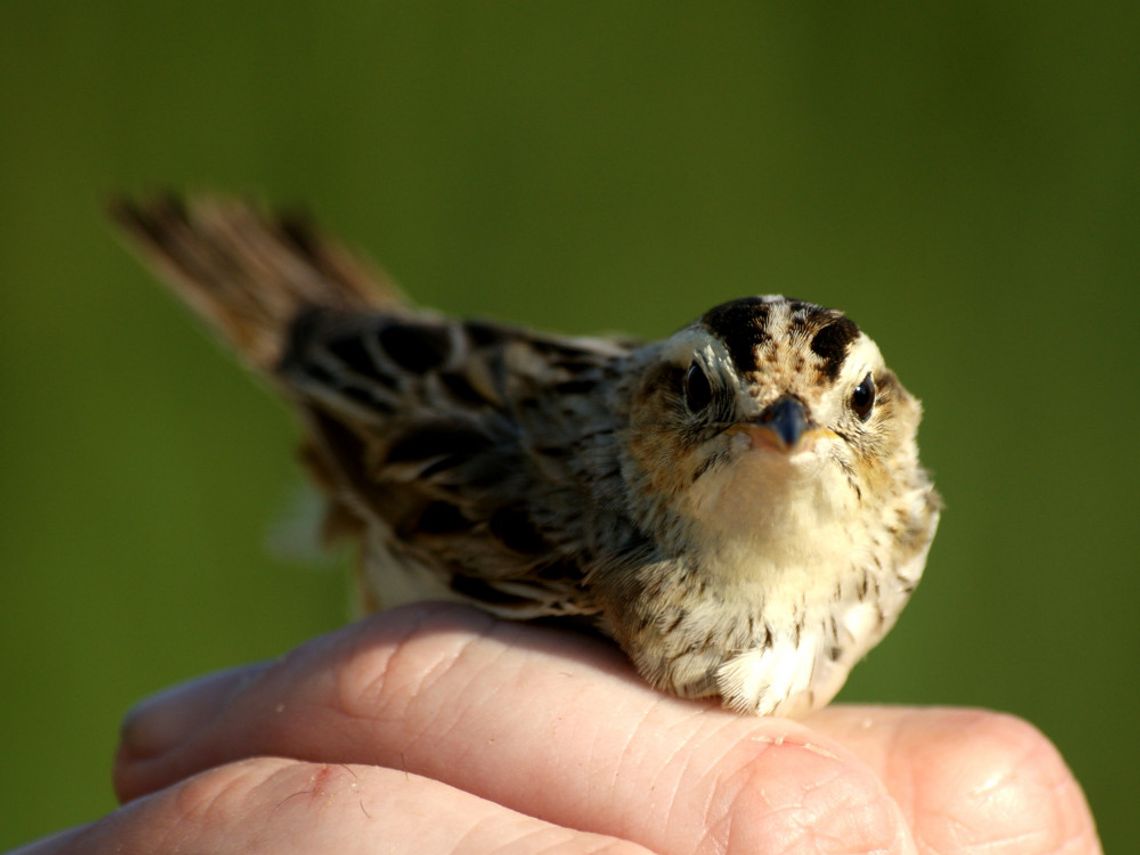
[683,454,860,590]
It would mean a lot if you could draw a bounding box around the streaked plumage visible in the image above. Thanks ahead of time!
[112,195,940,716]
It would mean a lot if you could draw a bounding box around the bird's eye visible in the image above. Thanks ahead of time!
[684,362,713,413]
[851,373,875,421]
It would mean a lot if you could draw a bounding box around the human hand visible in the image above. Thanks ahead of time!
[14,603,1100,854]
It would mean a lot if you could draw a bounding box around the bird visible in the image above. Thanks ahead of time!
[110,195,941,717]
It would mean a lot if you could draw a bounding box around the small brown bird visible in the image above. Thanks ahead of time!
[112,196,940,717]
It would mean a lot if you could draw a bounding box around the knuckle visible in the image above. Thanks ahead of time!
[329,602,497,727]
[911,709,1096,854]
[165,757,288,830]
[705,736,907,854]
[146,759,373,850]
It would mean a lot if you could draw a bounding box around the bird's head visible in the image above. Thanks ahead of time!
[623,296,929,549]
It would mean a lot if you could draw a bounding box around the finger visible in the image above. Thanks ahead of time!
[118,602,917,855]
[119,665,265,761]
[18,758,648,855]
[806,706,1103,855]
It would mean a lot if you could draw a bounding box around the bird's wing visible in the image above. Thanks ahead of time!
[282,306,635,617]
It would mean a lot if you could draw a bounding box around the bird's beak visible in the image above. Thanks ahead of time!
[729,396,813,452]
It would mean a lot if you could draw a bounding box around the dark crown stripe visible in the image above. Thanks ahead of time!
[700,297,770,372]
[809,317,860,380]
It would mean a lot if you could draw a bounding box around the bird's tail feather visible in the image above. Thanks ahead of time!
[109,194,404,371]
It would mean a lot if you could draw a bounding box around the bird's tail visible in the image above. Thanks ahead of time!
[109,194,405,371]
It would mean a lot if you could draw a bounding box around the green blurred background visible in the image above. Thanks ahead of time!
[2,2,1137,850]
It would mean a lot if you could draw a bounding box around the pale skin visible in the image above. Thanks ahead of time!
[14,604,1099,855]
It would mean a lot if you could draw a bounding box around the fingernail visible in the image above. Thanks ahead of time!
[120,667,249,759]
